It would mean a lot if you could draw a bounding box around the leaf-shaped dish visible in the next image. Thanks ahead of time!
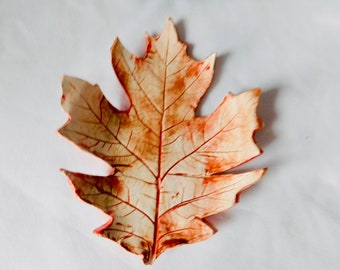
[59,19,265,264]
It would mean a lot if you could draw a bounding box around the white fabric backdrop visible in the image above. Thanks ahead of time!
[1,0,339,269]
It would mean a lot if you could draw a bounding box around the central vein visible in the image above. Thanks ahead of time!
[151,30,170,263]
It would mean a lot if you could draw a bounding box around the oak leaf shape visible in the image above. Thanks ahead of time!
[59,19,265,264]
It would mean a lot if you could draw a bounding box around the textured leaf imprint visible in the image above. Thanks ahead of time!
[59,19,265,264]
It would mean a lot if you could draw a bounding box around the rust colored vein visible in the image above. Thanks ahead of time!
[159,182,237,219]
[80,175,154,224]
[167,65,188,77]
[166,44,185,67]
[118,172,157,185]
[118,52,162,115]
[151,19,172,263]
[106,228,151,244]
[64,129,117,144]
[145,64,164,82]
[161,114,239,179]
[131,108,158,136]
[164,61,211,111]
[64,79,157,178]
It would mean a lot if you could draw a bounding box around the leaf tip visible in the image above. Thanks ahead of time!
[93,216,114,236]
[162,17,179,41]
[243,88,261,100]
[61,74,70,82]
[166,17,175,27]
[57,116,71,138]
[59,169,76,193]
[235,169,266,203]
[111,37,126,62]
[205,53,216,71]
[262,167,268,176]
[251,88,263,130]
[252,88,262,97]
[111,37,120,51]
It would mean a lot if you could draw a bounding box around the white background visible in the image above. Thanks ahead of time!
[1,0,340,269]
